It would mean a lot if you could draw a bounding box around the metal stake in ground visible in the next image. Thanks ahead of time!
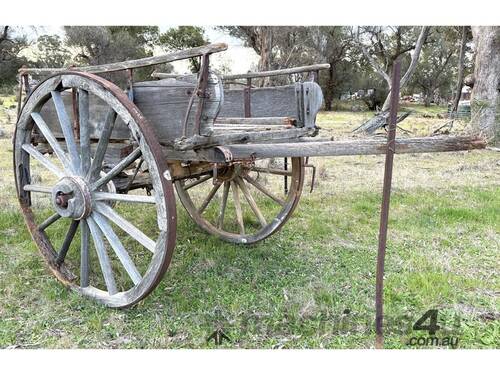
[375,59,402,349]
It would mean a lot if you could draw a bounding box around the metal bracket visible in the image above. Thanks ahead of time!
[304,157,316,193]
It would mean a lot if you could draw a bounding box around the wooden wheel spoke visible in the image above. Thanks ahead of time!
[38,213,61,231]
[95,202,156,253]
[88,108,117,181]
[80,219,90,288]
[30,112,73,174]
[55,220,79,265]
[51,91,81,174]
[231,182,245,235]
[91,148,141,191]
[78,89,91,176]
[251,166,292,176]
[23,184,52,194]
[94,192,156,204]
[235,176,267,227]
[21,144,65,178]
[87,216,118,295]
[198,182,221,214]
[184,174,212,190]
[92,212,142,285]
[243,174,285,206]
[217,181,230,229]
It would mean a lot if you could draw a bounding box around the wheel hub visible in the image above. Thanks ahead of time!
[51,176,92,219]
[215,162,253,182]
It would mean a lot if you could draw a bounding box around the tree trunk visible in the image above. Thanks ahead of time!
[471,26,500,144]
[424,92,432,107]
[451,26,468,114]
[257,27,273,87]
[324,65,335,111]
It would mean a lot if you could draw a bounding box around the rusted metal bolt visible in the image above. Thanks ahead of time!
[55,193,70,208]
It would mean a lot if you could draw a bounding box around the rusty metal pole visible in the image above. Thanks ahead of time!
[375,59,401,349]
[244,78,252,117]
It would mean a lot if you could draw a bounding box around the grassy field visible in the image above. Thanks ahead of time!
[0,98,498,348]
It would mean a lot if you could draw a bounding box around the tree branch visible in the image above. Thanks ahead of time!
[400,26,430,87]
[357,33,391,86]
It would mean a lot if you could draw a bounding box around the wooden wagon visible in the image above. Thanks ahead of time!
[14,43,485,307]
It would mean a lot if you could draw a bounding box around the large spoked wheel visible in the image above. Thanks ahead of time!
[14,72,176,307]
[175,158,304,244]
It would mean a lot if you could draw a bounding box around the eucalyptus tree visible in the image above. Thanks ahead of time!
[470,26,500,144]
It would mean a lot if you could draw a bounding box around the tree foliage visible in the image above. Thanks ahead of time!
[409,27,470,106]
[64,26,161,84]
[34,34,71,69]
[0,26,29,88]
[159,26,207,72]
[64,26,159,65]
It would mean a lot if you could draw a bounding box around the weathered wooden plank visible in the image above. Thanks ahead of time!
[217,136,487,160]
[20,43,228,75]
[218,84,298,119]
[217,81,323,128]
[153,63,330,81]
[134,75,222,138]
[215,117,296,125]
[222,64,330,80]
[174,127,315,151]
[213,125,291,131]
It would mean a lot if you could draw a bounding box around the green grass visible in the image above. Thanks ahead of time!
[0,102,498,348]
